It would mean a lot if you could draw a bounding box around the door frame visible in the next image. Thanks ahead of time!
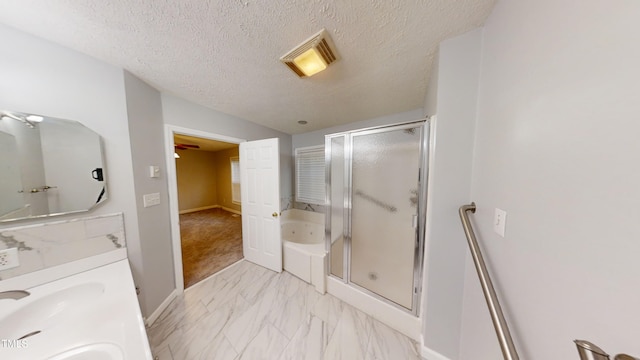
[164,124,245,293]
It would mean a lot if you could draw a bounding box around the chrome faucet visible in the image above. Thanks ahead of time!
[575,340,610,360]
[0,290,30,300]
[575,340,639,360]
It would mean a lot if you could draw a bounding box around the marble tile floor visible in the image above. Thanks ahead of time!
[147,259,421,360]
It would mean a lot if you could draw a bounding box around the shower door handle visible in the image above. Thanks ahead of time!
[412,215,418,229]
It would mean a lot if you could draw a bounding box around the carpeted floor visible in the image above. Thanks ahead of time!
[180,208,243,288]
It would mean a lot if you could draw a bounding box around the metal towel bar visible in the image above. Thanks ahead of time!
[459,202,520,360]
[354,189,397,213]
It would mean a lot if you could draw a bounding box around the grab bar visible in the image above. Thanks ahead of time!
[459,202,520,360]
[575,340,610,360]
[574,339,638,360]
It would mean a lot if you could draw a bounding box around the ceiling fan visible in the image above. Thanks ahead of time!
[174,143,200,150]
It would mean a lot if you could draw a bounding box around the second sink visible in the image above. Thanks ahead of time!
[0,282,105,340]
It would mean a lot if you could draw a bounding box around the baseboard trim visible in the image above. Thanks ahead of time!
[420,343,452,360]
[179,205,242,215]
[220,206,242,215]
[179,205,219,214]
[145,289,178,327]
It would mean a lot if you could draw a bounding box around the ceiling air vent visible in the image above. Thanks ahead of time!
[280,29,340,78]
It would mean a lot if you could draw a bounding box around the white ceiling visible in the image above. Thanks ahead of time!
[0,0,496,134]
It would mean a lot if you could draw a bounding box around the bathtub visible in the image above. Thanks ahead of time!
[281,209,326,293]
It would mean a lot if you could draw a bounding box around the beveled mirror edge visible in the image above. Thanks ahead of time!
[0,110,108,223]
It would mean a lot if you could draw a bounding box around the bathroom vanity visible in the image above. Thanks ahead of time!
[0,106,152,359]
[0,249,152,360]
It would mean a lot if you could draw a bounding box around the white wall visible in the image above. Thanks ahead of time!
[459,0,640,358]
[420,29,482,360]
[0,120,46,216]
[124,71,175,317]
[0,130,24,215]
[423,55,439,116]
[0,24,145,311]
[291,108,424,149]
[162,94,293,200]
[39,118,103,213]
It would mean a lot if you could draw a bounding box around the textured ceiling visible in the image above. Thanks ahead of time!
[0,0,496,134]
[174,134,237,152]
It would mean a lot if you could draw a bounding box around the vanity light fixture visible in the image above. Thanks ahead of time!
[26,115,44,122]
[0,110,36,128]
[280,29,340,78]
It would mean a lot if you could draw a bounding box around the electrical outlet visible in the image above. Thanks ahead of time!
[0,248,20,271]
[143,193,160,208]
[494,208,507,237]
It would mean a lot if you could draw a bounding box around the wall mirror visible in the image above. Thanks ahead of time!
[0,110,107,222]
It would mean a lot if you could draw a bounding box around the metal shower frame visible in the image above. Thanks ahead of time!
[324,119,430,316]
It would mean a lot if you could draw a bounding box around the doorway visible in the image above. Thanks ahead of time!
[165,125,246,291]
[174,134,243,288]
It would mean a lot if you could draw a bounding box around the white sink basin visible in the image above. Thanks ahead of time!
[0,257,152,360]
[47,343,123,360]
[0,282,105,340]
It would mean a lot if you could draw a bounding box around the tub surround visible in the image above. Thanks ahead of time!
[293,200,325,215]
[280,195,294,213]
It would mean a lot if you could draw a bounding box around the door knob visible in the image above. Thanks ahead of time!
[272,212,279,217]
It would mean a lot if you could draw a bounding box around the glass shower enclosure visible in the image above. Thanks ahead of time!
[326,120,429,315]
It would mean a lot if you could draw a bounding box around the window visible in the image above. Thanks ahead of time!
[230,157,241,204]
[295,145,325,205]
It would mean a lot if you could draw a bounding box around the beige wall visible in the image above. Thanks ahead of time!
[175,150,218,211]
[162,94,293,205]
[214,147,241,213]
[175,146,242,213]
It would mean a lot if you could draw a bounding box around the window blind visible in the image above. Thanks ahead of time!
[295,146,325,205]
[231,157,241,204]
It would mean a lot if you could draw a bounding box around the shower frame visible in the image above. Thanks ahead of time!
[324,119,429,316]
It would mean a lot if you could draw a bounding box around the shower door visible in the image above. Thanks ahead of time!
[326,120,428,314]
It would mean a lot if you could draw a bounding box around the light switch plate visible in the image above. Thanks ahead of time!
[143,193,161,208]
[0,248,20,271]
[149,165,160,178]
[494,208,507,237]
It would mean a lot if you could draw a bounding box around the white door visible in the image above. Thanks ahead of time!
[240,138,282,272]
